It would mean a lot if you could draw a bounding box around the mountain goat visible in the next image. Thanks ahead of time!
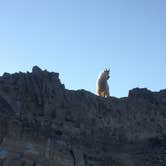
[96,69,110,97]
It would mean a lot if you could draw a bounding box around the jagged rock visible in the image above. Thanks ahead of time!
[32,66,42,73]
[0,66,166,166]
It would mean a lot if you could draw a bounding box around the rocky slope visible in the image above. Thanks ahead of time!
[0,66,166,166]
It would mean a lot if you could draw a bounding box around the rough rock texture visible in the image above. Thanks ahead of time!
[0,66,166,166]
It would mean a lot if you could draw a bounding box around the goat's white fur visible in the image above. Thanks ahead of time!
[96,70,110,97]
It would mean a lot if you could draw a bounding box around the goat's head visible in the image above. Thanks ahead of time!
[104,68,110,80]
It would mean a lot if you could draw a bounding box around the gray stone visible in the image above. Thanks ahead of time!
[0,66,165,166]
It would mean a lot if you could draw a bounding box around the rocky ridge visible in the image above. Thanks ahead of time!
[0,66,166,166]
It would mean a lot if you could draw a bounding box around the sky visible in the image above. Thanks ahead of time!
[0,0,165,97]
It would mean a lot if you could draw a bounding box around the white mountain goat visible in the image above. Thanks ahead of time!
[96,69,110,97]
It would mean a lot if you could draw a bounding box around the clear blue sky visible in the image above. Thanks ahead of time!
[0,0,165,97]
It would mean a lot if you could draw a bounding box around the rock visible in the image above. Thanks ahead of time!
[32,66,42,73]
[0,66,165,166]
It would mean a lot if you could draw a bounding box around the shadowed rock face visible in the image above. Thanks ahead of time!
[0,66,166,166]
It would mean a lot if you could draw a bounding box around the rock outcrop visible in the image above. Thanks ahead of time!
[0,66,166,166]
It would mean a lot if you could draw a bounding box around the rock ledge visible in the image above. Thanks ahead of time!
[0,66,166,166]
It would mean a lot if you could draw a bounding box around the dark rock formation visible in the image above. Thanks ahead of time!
[0,66,166,166]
